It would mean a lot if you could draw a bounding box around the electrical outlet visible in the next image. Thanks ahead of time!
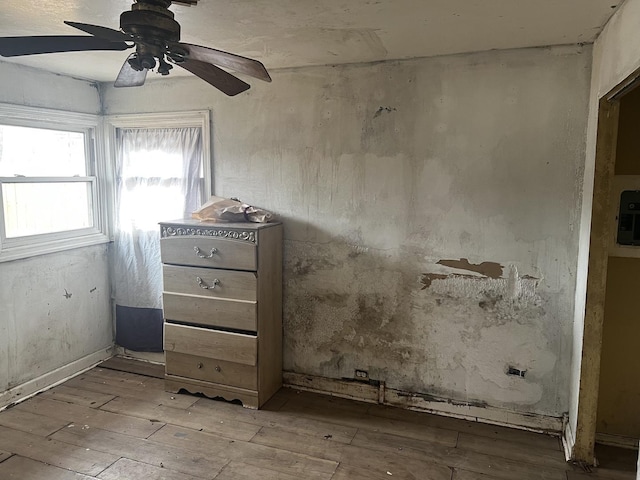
[507,366,526,378]
[355,369,369,380]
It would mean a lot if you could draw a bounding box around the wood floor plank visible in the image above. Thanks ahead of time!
[456,432,569,469]
[259,389,291,411]
[0,361,634,480]
[338,443,454,480]
[64,371,199,409]
[253,426,451,479]
[0,455,99,480]
[0,407,70,436]
[98,457,206,480]
[79,367,155,385]
[453,468,502,479]
[99,357,164,378]
[99,396,261,441]
[214,461,305,480]
[351,428,567,480]
[41,385,116,408]
[368,403,562,452]
[277,388,374,415]
[0,425,119,476]
[330,463,451,480]
[193,397,357,444]
[51,423,229,479]
[149,424,338,479]
[250,426,346,462]
[567,468,637,480]
[14,396,164,438]
[277,398,459,446]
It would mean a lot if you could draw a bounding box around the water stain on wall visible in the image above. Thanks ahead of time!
[421,273,477,289]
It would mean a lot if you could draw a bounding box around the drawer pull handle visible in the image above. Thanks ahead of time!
[197,362,203,369]
[194,246,218,259]
[215,365,221,372]
[196,277,220,290]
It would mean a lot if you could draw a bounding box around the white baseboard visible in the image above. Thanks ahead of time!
[284,371,563,434]
[563,418,576,461]
[0,347,113,411]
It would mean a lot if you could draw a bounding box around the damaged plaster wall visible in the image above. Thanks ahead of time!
[103,45,591,418]
[0,62,112,402]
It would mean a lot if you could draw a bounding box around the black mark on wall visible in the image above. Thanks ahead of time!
[373,106,397,118]
[420,273,448,289]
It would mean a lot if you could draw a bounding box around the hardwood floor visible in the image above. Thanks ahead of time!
[0,358,635,480]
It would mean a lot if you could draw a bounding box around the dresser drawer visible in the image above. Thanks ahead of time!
[165,352,257,390]
[163,293,257,331]
[164,323,257,366]
[163,265,257,302]
[161,236,256,271]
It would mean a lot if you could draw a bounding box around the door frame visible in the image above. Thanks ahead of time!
[573,95,619,463]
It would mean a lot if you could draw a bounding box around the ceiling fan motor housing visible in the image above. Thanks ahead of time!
[120,1,181,45]
[121,0,181,69]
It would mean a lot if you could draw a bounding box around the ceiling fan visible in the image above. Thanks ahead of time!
[0,0,271,96]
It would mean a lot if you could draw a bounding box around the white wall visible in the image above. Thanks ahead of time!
[568,0,640,457]
[104,45,591,420]
[0,62,100,113]
[0,62,112,407]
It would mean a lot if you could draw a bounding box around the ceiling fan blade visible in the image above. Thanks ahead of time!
[173,43,271,82]
[114,55,148,88]
[177,59,250,96]
[0,36,130,57]
[64,21,133,43]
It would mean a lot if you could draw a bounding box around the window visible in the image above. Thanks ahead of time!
[0,105,109,262]
[105,111,212,225]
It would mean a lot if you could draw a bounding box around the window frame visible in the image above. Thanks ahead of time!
[0,104,110,262]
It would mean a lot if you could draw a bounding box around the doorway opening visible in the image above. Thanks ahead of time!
[575,77,640,467]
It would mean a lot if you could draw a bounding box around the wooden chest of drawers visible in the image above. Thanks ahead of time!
[159,219,282,409]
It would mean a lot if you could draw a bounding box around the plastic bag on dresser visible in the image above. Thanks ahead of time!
[191,196,274,223]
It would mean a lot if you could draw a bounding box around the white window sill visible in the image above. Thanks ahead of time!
[0,232,111,263]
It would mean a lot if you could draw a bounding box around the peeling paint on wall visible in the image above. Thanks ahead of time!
[437,258,504,278]
[422,265,540,305]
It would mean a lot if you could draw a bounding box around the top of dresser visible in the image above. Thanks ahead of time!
[159,218,281,247]
[160,218,281,230]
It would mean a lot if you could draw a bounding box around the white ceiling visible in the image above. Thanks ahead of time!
[0,0,623,83]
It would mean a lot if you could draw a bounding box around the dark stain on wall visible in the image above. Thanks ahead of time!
[320,353,345,374]
[373,106,397,118]
[356,293,386,323]
[396,390,489,408]
[420,273,448,289]
[315,293,350,306]
[420,272,483,289]
[478,297,500,310]
[437,258,504,279]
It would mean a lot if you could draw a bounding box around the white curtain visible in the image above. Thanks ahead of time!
[113,127,203,351]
